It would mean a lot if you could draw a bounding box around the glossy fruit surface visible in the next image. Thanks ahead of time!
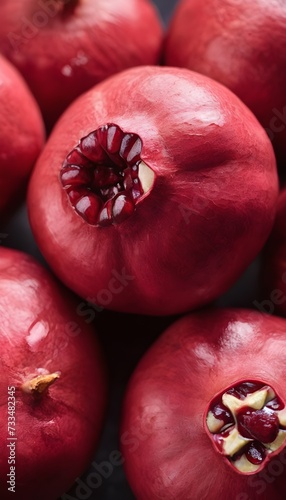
[121,308,286,499]
[165,0,286,164]
[0,54,44,216]
[28,66,278,315]
[0,247,106,500]
[0,0,163,130]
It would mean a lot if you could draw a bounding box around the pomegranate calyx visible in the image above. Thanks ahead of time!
[205,381,286,474]
[60,123,155,227]
[21,372,60,395]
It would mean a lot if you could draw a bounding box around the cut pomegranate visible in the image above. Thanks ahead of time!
[60,124,154,226]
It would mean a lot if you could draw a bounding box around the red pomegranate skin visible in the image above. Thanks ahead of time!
[0,0,163,130]
[262,188,286,316]
[121,309,286,500]
[0,247,106,500]
[28,66,278,316]
[0,54,44,216]
[164,0,286,164]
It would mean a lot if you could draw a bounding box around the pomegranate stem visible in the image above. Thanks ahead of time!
[21,373,60,395]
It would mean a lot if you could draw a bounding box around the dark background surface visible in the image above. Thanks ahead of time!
[2,1,262,499]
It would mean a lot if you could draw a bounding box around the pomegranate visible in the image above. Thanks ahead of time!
[0,0,163,130]
[261,188,286,317]
[121,308,286,499]
[164,0,286,165]
[28,66,278,315]
[0,54,44,216]
[0,247,106,500]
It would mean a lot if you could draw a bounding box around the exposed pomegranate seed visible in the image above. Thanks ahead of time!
[106,124,124,154]
[112,194,135,224]
[245,442,266,465]
[66,187,88,204]
[100,186,119,201]
[60,165,91,188]
[65,147,93,169]
[266,397,285,411]
[93,166,122,189]
[212,403,234,428]
[123,172,133,191]
[74,194,102,225]
[119,134,142,163]
[98,198,113,227]
[80,132,105,163]
[237,408,279,443]
[131,164,139,179]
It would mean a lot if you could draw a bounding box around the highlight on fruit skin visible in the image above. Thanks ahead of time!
[28,65,278,316]
[0,247,106,500]
[0,54,44,217]
[0,0,163,130]
[164,0,286,164]
[120,308,286,500]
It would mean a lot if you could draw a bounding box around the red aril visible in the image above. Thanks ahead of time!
[164,0,286,165]
[28,66,278,315]
[121,309,286,499]
[0,247,106,500]
[0,54,44,216]
[0,0,163,130]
